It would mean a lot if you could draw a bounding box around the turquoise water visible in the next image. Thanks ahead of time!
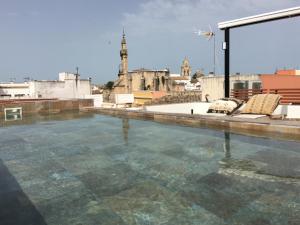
[0,113,300,225]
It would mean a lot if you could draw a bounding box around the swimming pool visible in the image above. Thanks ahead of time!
[0,113,299,225]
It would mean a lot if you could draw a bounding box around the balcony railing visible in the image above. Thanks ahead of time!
[231,88,300,104]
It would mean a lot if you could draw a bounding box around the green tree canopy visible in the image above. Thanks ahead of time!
[105,81,114,90]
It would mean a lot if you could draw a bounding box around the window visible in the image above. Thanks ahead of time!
[15,94,25,97]
[252,82,261,89]
[155,78,160,91]
[140,77,145,90]
[233,81,248,90]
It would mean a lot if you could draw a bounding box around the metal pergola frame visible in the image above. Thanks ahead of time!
[218,6,300,97]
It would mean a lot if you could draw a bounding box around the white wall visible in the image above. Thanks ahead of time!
[59,72,77,81]
[273,105,300,119]
[145,102,211,115]
[32,79,91,99]
[31,81,65,98]
[85,94,103,107]
[115,94,134,104]
[77,80,92,98]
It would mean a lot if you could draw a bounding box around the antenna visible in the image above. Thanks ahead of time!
[9,77,16,83]
[194,25,216,75]
[24,77,31,82]
[194,26,214,40]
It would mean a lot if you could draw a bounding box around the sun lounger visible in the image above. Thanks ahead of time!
[241,94,281,115]
[230,94,282,119]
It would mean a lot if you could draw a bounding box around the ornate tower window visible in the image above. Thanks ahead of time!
[140,76,146,90]
[162,76,165,86]
[154,76,160,91]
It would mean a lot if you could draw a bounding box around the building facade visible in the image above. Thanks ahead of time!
[199,74,261,100]
[129,68,171,92]
[0,72,91,99]
[261,69,300,89]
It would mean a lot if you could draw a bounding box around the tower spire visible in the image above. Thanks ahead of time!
[119,30,129,93]
[121,28,127,45]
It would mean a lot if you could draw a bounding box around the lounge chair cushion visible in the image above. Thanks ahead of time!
[241,94,281,115]
[207,98,243,114]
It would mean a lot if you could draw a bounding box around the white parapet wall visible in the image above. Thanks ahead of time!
[145,102,300,119]
[273,105,300,119]
[115,94,134,105]
[145,102,211,115]
[287,106,300,119]
[85,94,103,107]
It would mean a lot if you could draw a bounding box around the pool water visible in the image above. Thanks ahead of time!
[0,113,300,225]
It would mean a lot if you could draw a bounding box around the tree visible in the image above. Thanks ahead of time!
[192,73,198,80]
[105,81,114,90]
[191,70,204,83]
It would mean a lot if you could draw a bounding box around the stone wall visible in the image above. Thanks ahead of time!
[0,99,93,117]
[144,91,202,105]
[129,70,170,92]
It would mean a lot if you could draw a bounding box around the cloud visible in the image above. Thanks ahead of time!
[121,0,298,36]
[28,11,41,16]
[6,12,19,17]
[3,11,41,17]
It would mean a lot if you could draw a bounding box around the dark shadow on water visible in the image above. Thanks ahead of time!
[224,131,231,160]
[122,118,130,145]
[0,159,47,225]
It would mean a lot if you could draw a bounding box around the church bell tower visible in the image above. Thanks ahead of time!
[119,30,129,92]
[181,57,191,78]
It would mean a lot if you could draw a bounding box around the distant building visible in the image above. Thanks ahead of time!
[261,69,300,90]
[200,69,300,101]
[274,69,300,76]
[169,58,201,91]
[199,74,261,100]
[113,32,192,94]
[129,68,171,92]
[0,72,91,99]
[92,85,103,94]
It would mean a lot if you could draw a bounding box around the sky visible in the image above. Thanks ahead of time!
[0,0,299,84]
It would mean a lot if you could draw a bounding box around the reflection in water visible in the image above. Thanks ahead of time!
[0,111,94,127]
[122,118,130,145]
[223,131,231,160]
[4,107,22,121]
[5,113,22,121]
[219,131,232,169]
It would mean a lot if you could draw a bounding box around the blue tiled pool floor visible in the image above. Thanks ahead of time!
[0,114,300,225]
